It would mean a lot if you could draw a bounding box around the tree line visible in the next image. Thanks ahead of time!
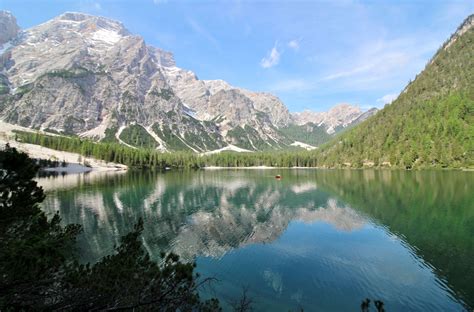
[14,127,472,170]
[14,131,322,169]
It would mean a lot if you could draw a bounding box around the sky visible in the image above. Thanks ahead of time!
[1,0,473,112]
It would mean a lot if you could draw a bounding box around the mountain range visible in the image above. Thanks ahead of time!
[0,11,377,153]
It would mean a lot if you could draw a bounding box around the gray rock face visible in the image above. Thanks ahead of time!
[443,14,474,51]
[238,89,291,127]
[291,104,377,134]
[0,11,376,152]
[161,65,291,134]
[348,107,378,126]
[0,11,19,45]
[0,11,219,150]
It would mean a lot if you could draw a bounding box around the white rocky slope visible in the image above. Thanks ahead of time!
[0,121,126,171]
[291,103,377,134]
[0,11,376,152]
[161,66,291,128]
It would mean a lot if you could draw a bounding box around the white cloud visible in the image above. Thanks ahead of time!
[260,43,281,69]
[322,63,375,81]
[319,35,441,91]
[322,46,412,81]
[288,39,300,51]
[377,93,398,105]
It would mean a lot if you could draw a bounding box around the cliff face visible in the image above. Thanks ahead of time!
[0,11,19,45]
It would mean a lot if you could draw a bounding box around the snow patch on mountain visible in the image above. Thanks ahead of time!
[291,141,317,150]
[201,144,253,155]
[91,28,122,45]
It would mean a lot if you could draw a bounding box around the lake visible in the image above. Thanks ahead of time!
[38,169,474,311]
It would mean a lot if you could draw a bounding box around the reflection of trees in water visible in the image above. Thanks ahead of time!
[40,170,367,263]
[315,169,474,310]
[38,169,473,310]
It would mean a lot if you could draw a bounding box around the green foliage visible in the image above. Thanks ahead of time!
[280,123,332,146]
[153,123,193,151]
[0,145,81,309]
[119,124,159,149]
[152,113,226,152]
[15,83,33,96]
[14,130,324,168]
[179,116,224,151]
[227,125,284,151]
[203,150,319,167]
[0,84,8,95]
[0,95,12,112]
[61,219,219,311]
[12,124,472,170]
[183,130,221,152]
[43,128,63,135]
[64,115,86,135]
[150,88,174,101]
[0,75,8,95]
[0,145,220,311]
[15,130,204,169]
[317,23,474,169]
[317,169,474,308]
[102,126,120,143]
[43,68,92,79]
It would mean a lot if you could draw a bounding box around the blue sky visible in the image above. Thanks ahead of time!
[1,0,473,112]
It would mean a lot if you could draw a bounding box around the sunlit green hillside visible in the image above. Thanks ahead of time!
[318,15,474,169]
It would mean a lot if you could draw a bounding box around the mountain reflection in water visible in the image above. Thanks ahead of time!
[38,169,473,311]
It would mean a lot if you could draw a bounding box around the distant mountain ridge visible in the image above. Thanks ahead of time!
[0,11,376,152]
[291,104,377,134]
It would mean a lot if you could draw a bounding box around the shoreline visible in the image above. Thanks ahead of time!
[203,166,322,170]
[202,166,472,171]
[2,141,127,172]
[0,121,127,172]
[1,122,470,172]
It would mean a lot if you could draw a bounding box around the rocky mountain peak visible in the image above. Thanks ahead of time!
[203,79,232,95]
[53,11,129,35]
[291,103,369,134]
[327,103,361,116]
[12,11,131,58]
[237,88,291,127]
[149,46,176,67]
[0,10,20,45]
[457,14,474,34]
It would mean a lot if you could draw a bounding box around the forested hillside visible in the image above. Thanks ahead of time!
[317,15,474,169]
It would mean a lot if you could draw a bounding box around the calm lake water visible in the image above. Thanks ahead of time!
[38,169,474,311]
